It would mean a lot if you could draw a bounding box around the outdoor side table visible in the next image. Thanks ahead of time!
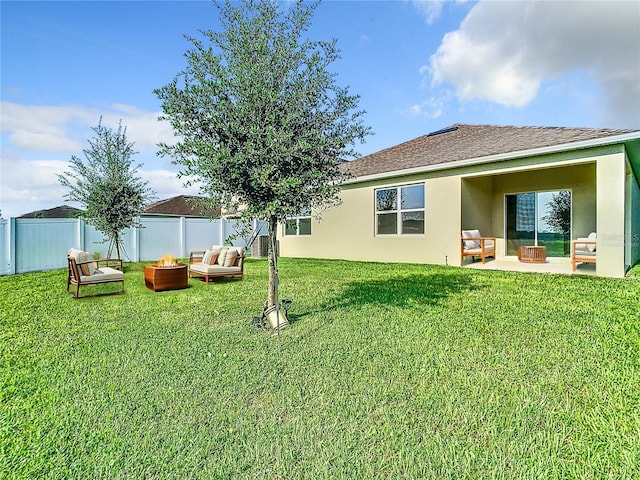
[518,246,547,263]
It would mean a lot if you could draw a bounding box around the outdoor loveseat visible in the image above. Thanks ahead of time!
[188,246,245,283]
[67,248,124,298]
[571,232,597,272]
[461,229,496,264]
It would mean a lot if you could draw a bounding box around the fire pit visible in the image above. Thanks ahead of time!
[144,255,188,292]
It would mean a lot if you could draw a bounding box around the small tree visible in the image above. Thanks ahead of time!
[58,119,155,259]
[155,0,371,308]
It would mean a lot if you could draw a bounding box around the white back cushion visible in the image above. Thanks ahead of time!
[462,230,480,249]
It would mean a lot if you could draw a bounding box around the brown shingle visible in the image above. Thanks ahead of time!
[343,124,638,179]
[144,195,220,217]
[19,205,83,218]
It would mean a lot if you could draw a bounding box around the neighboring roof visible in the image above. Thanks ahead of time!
[343,124,639,180]
[143,195,221,217]
[19,205,83,218]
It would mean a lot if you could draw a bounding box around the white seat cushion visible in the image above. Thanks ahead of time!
[79,267,123,283]
[190,263,242,275]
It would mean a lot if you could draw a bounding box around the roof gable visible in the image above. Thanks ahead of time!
[143,195,220,217]
[19,205,83,218]
[344,124,639,179]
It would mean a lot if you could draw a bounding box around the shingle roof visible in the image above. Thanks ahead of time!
[343,124,638,179]
[19,205,83,218]
[144,195,220,217]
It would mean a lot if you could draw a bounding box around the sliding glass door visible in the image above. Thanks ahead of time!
[505,190,571,257]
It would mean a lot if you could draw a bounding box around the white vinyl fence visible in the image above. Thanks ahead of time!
[0,215,267,275]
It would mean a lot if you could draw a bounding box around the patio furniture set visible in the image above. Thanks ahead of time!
[66,245,245,298]
[461,229,597,271]
[66,232,597,298]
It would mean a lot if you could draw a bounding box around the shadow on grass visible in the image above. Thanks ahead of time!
[290,271,483,323]
[335,272,481,308]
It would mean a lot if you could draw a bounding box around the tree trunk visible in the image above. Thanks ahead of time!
[267,215,278,308]
[114,234,121,260]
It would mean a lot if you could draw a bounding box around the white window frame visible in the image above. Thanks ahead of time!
[283,211,312,236]
[375,183,425,236]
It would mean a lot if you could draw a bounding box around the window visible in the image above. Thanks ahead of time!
[284,209,311,236]
[375,183,425,235]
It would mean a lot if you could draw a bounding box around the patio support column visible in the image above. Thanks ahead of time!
[596,153,626,278]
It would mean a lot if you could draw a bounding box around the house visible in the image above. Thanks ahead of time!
[143,195,220,218]
[19,205,83,218]
[278,124,640,278]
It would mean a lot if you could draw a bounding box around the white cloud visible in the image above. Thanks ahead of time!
[425,0,640,126]
[0,149,197,217]
[412,0,468,24]
[0,152,71,217]
[406,92,450,119]
[412,0,444,25]
[139,169,201,201]
[100,105,178,153]
[0,102,186,217]
[5,159,69,202]
[0,101,176,154]
[8,130,82,153]
[1,103,91,152]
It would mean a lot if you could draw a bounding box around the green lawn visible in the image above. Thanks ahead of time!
[2,259,639,479]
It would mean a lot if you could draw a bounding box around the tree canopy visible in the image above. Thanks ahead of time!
[155,0,371,308]
[58,119,155,259]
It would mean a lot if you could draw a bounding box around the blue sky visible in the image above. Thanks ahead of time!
[2,0,639,218]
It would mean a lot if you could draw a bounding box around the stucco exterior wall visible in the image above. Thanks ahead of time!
[461,176,494,236]
[279,145,630,278]
[279,175,461,266]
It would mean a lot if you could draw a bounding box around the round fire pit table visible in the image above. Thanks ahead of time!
[144,264,188,291]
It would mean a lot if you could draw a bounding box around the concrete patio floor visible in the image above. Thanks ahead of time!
[463,258,597,276]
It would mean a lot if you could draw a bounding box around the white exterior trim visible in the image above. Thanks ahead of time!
[344,132,640,186]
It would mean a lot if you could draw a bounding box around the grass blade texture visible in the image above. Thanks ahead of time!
[1,259,639,479]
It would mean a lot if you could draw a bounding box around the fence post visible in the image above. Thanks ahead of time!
[78,218,86,250]
[9,218,16,275]
[180,216,186,258]
[132,218,140,262]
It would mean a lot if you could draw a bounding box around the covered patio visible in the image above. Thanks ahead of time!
[463,257,596,276]
[460,160,604,275]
